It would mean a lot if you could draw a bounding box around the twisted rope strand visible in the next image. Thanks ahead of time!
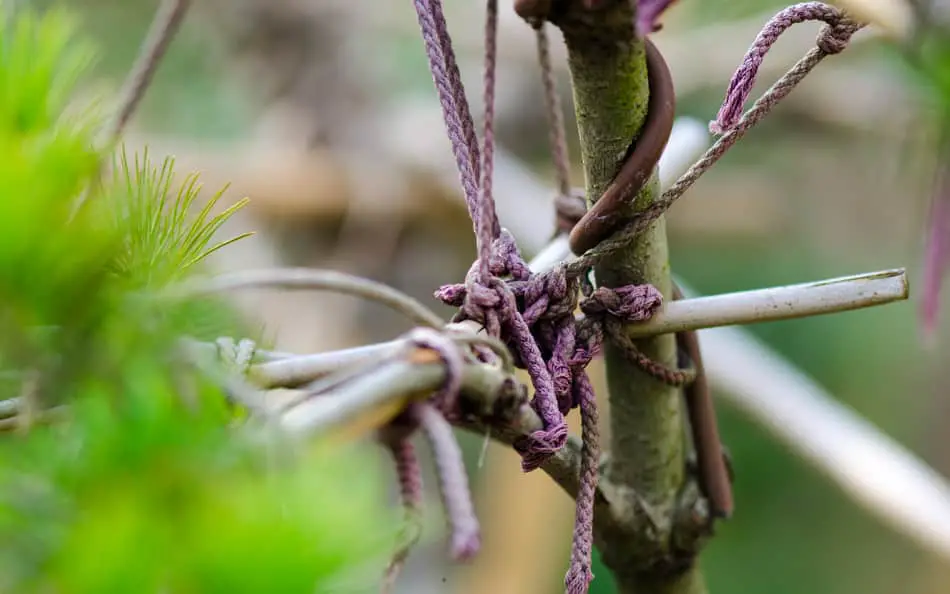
[429,0,481,181]
[478,0,502,279]
[381,439,424,594]
[711,1,859,133]
[534,21,573,198]
[412,0,482,220]
[566,373,600,593]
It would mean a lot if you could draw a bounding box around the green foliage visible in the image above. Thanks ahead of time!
[106,148,253,291]
[0,7,96,137]
[0,382,394,593]
[0,4,397,592]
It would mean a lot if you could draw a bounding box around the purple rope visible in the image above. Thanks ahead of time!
[922,168,950,337]
[379,327,479,587]
[429,0,480,183]
[479,0,503,268]
[413,402,481,560]
[382,439,424,593]
[412,0,483,224]
[566,372,599,593]
[711,2,857,134]
[405,327,464,415]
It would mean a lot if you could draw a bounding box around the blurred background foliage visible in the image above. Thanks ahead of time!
[9,0,950,593]
[0,3,396,592]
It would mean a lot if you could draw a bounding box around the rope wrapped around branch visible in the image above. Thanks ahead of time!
[407,1,863,592]
[411,1,698,592]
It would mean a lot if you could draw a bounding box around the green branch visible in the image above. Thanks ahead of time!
[551,2,707,593]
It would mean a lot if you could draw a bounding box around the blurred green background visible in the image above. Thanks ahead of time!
[22,0,950,592]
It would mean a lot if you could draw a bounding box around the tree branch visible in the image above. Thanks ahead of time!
[551,2,706,592]
[263,343,586,499]
[185,320,590,502]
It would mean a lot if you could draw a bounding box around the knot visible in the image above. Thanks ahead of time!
[466,280,504,311]
[816,18,857,54]
[580,284,663,323]
[488,229,531,280]
[464,277,514,337]
[437,276,514,339]
[521,267,578,326]
[513,421,569,471]
[437,231,530,338]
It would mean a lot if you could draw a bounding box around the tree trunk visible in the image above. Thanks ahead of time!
[552,3,707,592]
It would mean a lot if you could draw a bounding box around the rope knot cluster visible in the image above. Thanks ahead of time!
[435,233,679,478]
[435,233,581,469]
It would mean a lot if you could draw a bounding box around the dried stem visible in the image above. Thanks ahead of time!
[166,267,445,329]
[107,0,192,141]
[625,268,908,336]
[530,239,908,334]
[252,341,405,389]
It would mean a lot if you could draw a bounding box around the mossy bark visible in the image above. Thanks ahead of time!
[552,2,706,593]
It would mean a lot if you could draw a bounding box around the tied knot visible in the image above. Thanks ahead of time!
[514,421,569,471]
[462,277,513,337]
[580,284,663,323]
[466,280,505,310]
[435,278,514,339]
[488,229,531,280]
[521,267,578,325]
[816,17,858,54]
[436,231,529,337]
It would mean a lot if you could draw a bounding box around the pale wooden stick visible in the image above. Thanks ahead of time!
[626,269,909,338]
